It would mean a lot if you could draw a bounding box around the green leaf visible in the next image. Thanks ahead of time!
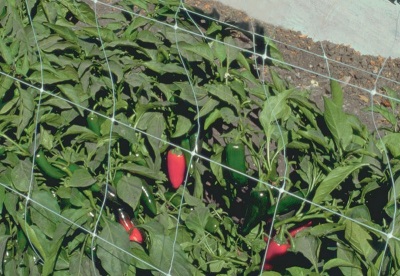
[11,158,31,192]
[196,98,219,119]
[0,40,13,65]
[16,216,48,261]
[67,168,96,188]
[185,206,208,235]
[206,84,239,112]
[344,220,374,257]
[382,133,400,157]
[172,115,191,138]
[323,258,361,271]
[259,89,291,137]
[236,52,250,71]
[204,109,221,130]
[271,69,286,92]
[179,42,214,62]
[293,235,320,270]
[43,23,78,44]
[42,222,71,276]
[144,61,186,75]
[0,235,10,274]
[61,1,96,26]
[120,163,167,181]
[323,97,352,150]
[97,219,131,276]
[137,30,162,44]
[312,163,368,205]
[286,266,317,276]
[297,128,328,148]
[330,80,344,107]
[69,252,99,276]
[17,89,35,139]
[57,84,85,116]
[220,107,239,125]
[150,234,195,276]
[30,190,61,239]
[116,175,142,210]
[212,39,226,62]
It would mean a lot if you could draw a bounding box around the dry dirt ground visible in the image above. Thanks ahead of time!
[90,0,400,131]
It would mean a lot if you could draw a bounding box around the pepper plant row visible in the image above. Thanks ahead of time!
[0,0,399,275]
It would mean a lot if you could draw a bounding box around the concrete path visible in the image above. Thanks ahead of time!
[216,0,400,58]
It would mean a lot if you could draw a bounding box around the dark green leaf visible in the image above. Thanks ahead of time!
[17,89,34,138]
[150,234,195,276]
[116,175,142,210]
[69,252,99,276]
[330,80,344,107]
[207,84,239,112]
[344,220,373,257]
[67,168,96,188]
[179,42,214,62]
[293,235,320,270]
[97,219,131,275]
[323,97,352,150]
[323,258,361,272]
[172,115,191,138]
[30,190,61,238]
[120,163,167,181]
[11,158,31,192]
[312,163,367,205]
[61,1,96,25]
[185,206,208,235]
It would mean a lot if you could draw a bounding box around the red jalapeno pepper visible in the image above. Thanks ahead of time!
[167,149,186,189]
[117,208,143,243]
[263,221,312,270]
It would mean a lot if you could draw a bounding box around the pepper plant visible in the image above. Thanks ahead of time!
[0,0,398,275]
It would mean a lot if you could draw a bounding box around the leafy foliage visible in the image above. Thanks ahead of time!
[0,0,398,275]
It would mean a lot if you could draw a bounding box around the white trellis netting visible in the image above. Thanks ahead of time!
[0,0,399,274]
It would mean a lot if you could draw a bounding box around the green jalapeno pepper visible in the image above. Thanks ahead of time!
[181,137,191,167]
[140,181,157,216]
[181,133,202,171]
[87,112,101,136]
[205,216,220,234]
[225,142,247,186]
[240,185,270,235]
[113,171,157,216]
[164,191,183,208]
[35,149,66,179]
[267,190,306,216]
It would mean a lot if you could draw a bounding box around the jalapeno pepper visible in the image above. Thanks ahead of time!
[165,191,183,208]
[263,221,312,270]
[113,171,157,216]
[167,149,186,189]
[101,184,121,207]
[181,137,192,167]
[205,216,220,234]
[35,149,67,179]
[87,112,101,136]
[140,181,157,216]
[267,190,306,216]
[181,133,202,172]
[240,185,270,235]
[117,208,143,243]
[225,142,247,186]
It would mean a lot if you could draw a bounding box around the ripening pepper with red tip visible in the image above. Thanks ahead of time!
[117,208,143,243]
